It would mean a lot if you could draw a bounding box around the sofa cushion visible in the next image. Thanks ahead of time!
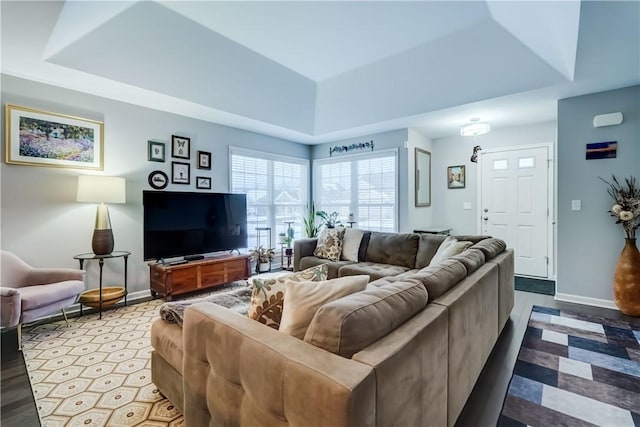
[338,262,409,282]
[412,259,468,301]
[341,228,365,262]
[358,231,372,262]
[299,256,353,279]
[453,235,491,244]
[279,275,369,339]
[472,238,507,261]
[248,264,328,329]
[313,227,346,261]
[429,236,473,266]
[415,234,447,269]
[151,319,184,374]
[304,279,428,358]
[451,248,486,275]
[366,232,419,269]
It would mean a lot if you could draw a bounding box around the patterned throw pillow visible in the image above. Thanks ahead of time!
[247,264,328,329]
[313,227,346,261]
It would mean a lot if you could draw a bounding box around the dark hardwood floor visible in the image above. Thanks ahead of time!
[0,291,628,427]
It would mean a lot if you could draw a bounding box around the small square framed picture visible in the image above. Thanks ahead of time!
[171,135,190,159]
[172,161,190,184]
[197,151,212,169]
[148,140,165,162]
[447,165,466,189]
[196,176,212,190]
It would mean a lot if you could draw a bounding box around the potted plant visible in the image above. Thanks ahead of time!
[249,245,275,273]
[316,210,342,229]
[303,203,321,238]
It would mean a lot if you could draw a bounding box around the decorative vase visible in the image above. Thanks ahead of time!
[258,262,270,273]
[613,238,640,316]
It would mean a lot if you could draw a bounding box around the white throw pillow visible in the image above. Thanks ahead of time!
[429,235,473,266]
[340,228,364,262]
[278,275,369,339]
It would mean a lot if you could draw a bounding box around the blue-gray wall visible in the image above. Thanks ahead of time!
[0,74,309,295]
[557,85,640,304]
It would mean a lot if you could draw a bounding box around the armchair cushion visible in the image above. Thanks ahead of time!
[0,287,21,327]
[18,281,85,311]
[23,269,84,287]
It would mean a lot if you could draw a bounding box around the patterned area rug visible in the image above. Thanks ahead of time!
[498,306,640,426]
[22,281,249,427]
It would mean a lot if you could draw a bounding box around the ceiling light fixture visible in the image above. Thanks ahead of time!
[460,117,491,137]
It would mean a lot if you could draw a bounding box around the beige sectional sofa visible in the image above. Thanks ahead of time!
[150,231,514,427]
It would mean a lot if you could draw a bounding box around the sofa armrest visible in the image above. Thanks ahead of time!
[23,268,85,287]
[183,302,375,427]
[0,287,21,327]
[293,238,318,271]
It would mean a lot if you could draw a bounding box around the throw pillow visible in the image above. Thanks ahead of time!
[428,235,473,266]
[247,264,328,329]
[278,275,369,339]
[313,227,346,261]
[340,228,365,262]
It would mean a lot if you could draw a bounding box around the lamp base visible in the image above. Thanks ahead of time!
[92,229,114,255]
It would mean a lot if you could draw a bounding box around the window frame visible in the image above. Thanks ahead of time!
[229,146,310,249]
[312,148,399,232]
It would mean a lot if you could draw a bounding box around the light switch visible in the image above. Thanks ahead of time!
[571,200,581,211]
[463,202,472,210]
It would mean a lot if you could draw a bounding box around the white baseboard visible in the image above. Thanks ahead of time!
[554,292,618,311]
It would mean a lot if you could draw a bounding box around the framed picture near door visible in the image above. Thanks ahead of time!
[447,165,466,189]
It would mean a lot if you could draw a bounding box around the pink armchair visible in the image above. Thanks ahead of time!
[1,251,85,349]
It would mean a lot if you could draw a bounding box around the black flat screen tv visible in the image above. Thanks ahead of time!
[143,191,247,261]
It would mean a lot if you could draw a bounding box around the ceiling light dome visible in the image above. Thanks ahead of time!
[460,117,490,137]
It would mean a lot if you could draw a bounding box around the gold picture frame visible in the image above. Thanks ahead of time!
[5,104,104,170]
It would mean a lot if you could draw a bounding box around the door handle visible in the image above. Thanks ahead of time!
[484,217,488,221]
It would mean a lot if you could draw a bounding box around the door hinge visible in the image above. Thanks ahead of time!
[545,256,549,264]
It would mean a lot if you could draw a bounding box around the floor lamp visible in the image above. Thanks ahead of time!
[77,175,126,255]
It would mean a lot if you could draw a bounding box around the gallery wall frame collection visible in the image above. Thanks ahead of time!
[5,104,104,170]
[146,133,213,191]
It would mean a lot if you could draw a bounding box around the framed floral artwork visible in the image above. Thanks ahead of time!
[5,104,103,170]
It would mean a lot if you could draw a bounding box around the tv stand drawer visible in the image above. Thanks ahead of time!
[149,254,251,300]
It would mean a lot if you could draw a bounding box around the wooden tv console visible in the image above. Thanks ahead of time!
[149,254,251,300]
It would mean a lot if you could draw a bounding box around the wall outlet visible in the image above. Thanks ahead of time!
[571,200,581,211]
[463,202,472,210]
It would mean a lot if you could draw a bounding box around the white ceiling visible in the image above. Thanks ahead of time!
[1,1,639,144]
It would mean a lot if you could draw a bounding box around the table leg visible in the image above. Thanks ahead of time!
[78,259,85,316]
[124,255,129,306]
[98,258,104,320]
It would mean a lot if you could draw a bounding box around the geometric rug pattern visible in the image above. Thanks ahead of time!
[498,305,640,427]
[22,298,183,427]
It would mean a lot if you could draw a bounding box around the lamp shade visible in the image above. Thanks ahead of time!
[77,176,126,204]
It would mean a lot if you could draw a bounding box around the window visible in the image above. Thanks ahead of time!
[314,149,398,232]
[230,147,308,249]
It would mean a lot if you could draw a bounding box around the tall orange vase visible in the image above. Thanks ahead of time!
[613,238,640,316]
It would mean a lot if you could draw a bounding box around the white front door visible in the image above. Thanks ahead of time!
[480,146,550,278]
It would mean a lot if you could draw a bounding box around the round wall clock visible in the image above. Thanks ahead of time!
[148,170,168,190]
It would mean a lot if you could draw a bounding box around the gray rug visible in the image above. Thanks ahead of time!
[515,276,555,296]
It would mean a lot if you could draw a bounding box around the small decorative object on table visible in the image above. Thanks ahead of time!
[600,175,640,316]
[249,245,275,273]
